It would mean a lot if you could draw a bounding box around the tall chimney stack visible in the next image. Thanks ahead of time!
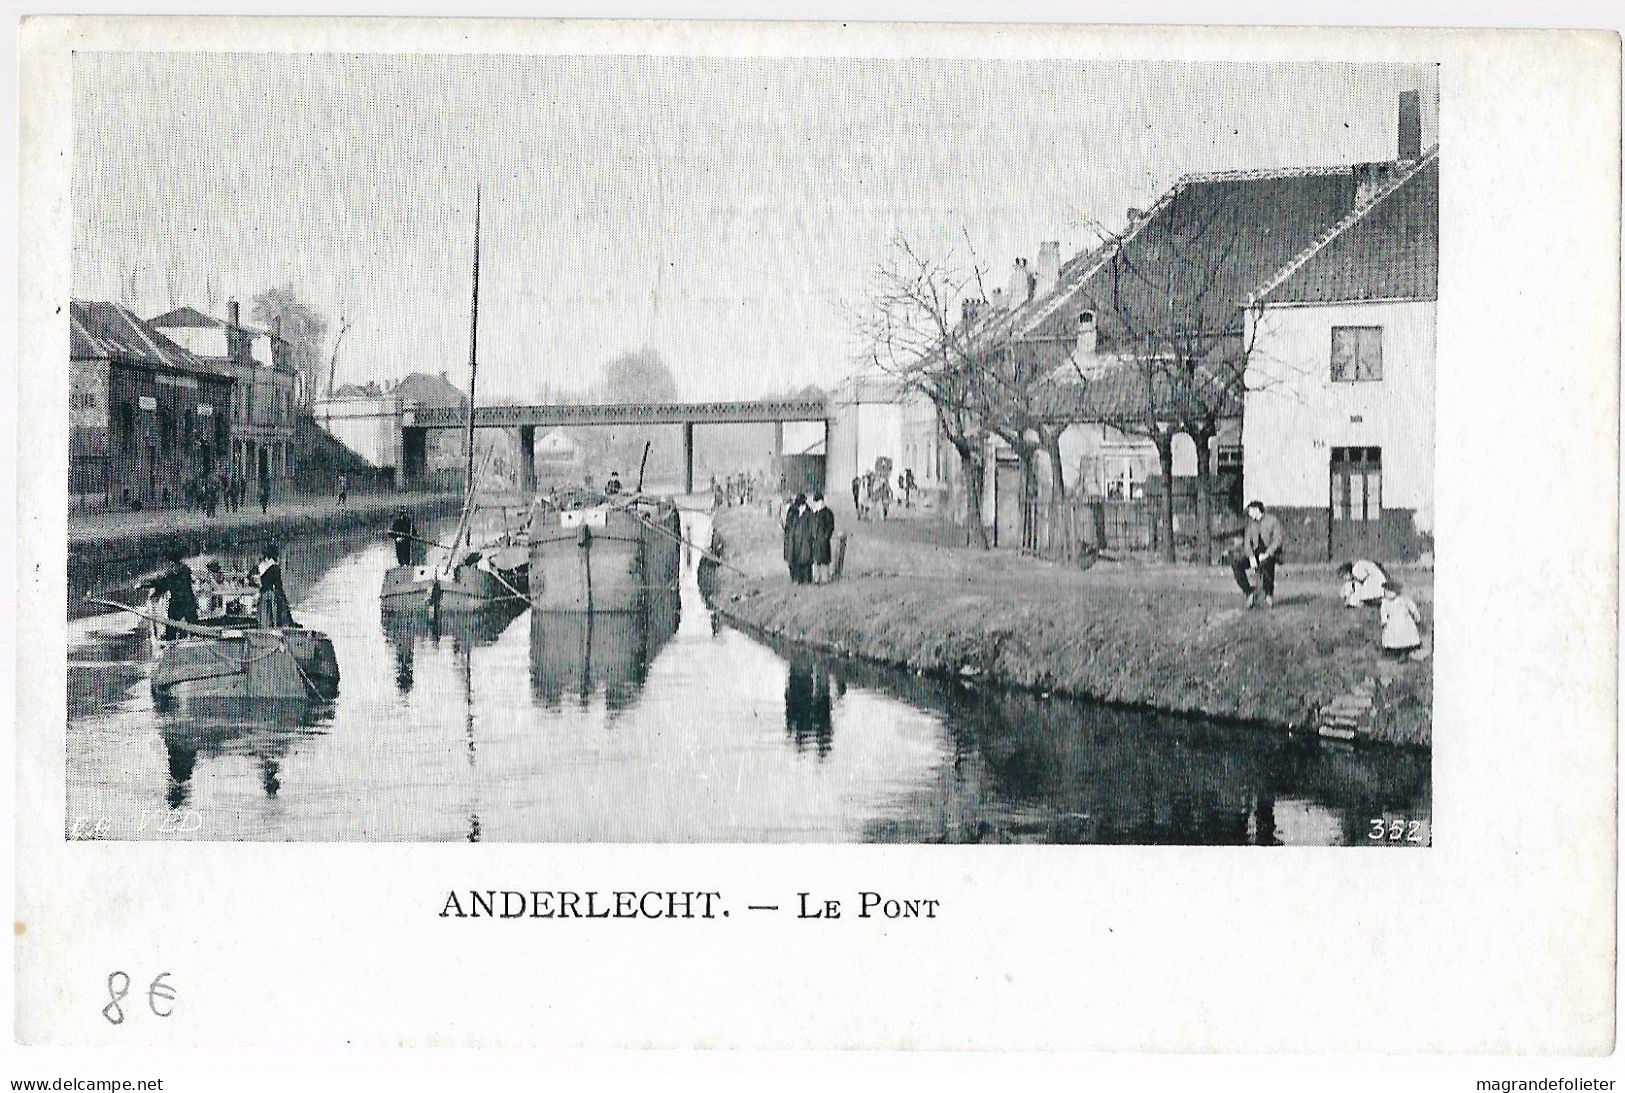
[1398,89,1422,161]
[1007,257,1033,307]
[227,298,240,328]
[1035,241,1061,300]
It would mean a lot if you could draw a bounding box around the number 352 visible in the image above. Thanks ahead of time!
[1369,818,1429,844]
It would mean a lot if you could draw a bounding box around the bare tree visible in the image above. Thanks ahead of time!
[1072,189,1254,564]
[979,334,1082,554]
[325,315,352,401]
[251,285,330,410]
[856,235,994,549]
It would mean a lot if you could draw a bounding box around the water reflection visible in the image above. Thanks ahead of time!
[783,654,835,759]
[380,601,528,696]
[154,697,334,810]
[378,601,529,844]
[529,590,680,713]
[773,650,1432,846]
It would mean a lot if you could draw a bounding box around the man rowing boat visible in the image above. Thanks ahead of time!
[145,551,199,640]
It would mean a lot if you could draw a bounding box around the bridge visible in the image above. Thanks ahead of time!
[398,395,831,493]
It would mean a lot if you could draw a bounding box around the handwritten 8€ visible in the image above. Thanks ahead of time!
[101,971,176,1025]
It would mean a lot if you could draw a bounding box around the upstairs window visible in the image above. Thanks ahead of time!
[1331,326,1383,382]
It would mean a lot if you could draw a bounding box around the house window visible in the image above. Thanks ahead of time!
[1216,445,1244,472]
[1331,326,1382,382]
[1105,462,1144,500]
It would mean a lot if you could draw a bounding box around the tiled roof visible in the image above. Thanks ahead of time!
[1253,149,1438,305]
[1051,354,1245,425]
[150,304,289,343]
[69,300,226,378]
[1015,166,1365,351]
[393,372,468,408]
[147,305,222,329]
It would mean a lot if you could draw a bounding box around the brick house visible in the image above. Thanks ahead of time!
[70,300,233,510]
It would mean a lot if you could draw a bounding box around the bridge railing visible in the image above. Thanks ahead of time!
[404,397,831,429]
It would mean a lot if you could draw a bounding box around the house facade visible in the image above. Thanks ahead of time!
[826,373,908,497]
[70,301,233,510]
[150,301,300,486]
[1243,150,1438,562]
[315,383,404,473]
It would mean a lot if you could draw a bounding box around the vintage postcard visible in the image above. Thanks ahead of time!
[13,16,1619,1059]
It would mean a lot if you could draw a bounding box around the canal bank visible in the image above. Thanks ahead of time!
[69,491,462,600]
[67,507,1430,843]
[700,507,1432,748]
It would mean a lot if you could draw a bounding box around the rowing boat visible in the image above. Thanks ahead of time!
[150,625,339,702]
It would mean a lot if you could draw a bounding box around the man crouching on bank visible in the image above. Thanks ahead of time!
[1231,500,1285,609]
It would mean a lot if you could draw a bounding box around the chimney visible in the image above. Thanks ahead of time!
[1075,310,1098,358]
[1035,241,1061,300]
[990,287,1006,311]
[961,297,985,327]
[1397,89,1422,161]
[1007,257,1033,307]
[226,298,240,328]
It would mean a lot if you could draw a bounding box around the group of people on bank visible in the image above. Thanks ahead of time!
[1229,500,1426,660]
[178,470,270,518]
[781,493,837,585]
[711,471,765,510]
[849,467,916,521]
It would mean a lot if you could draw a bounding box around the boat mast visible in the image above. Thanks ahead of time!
[449,185,482,558]
[463,185,482,524]
[468,186,477,506]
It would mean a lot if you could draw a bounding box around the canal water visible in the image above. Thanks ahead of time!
[66,510,1431,844]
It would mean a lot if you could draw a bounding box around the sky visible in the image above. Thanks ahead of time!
[72,55,1438,403]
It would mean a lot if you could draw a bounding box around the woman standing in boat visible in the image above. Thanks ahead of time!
[252,544,296,628]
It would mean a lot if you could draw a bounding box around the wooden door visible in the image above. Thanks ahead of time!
[1329,446,1383,560]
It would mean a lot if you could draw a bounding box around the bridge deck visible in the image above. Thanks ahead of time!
[404,397,829,429]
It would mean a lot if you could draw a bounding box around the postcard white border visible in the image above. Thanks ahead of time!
[15,17,1620,1053]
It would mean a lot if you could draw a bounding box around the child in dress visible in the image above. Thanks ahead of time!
[1379,581,1424,659]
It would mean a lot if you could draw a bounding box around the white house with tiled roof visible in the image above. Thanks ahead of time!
[1242,146,1438,563]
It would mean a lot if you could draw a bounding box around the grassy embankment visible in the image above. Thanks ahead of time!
[701,505,1432,747]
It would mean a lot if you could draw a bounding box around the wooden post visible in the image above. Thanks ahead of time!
[832,531,849,581]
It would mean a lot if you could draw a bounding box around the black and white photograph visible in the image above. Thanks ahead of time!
[15,13,1619,1066]
[62,54,1443,844]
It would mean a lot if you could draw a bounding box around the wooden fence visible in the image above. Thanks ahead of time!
[1021,482,1243,563]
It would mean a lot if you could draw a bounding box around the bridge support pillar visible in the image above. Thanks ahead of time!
[518,425,536,493]
[683,421,695,495]
[773,421,784,480]
[402,427,428,490]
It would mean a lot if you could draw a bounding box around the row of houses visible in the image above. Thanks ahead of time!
[69,299,301,509]
[829,93,1436,562]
